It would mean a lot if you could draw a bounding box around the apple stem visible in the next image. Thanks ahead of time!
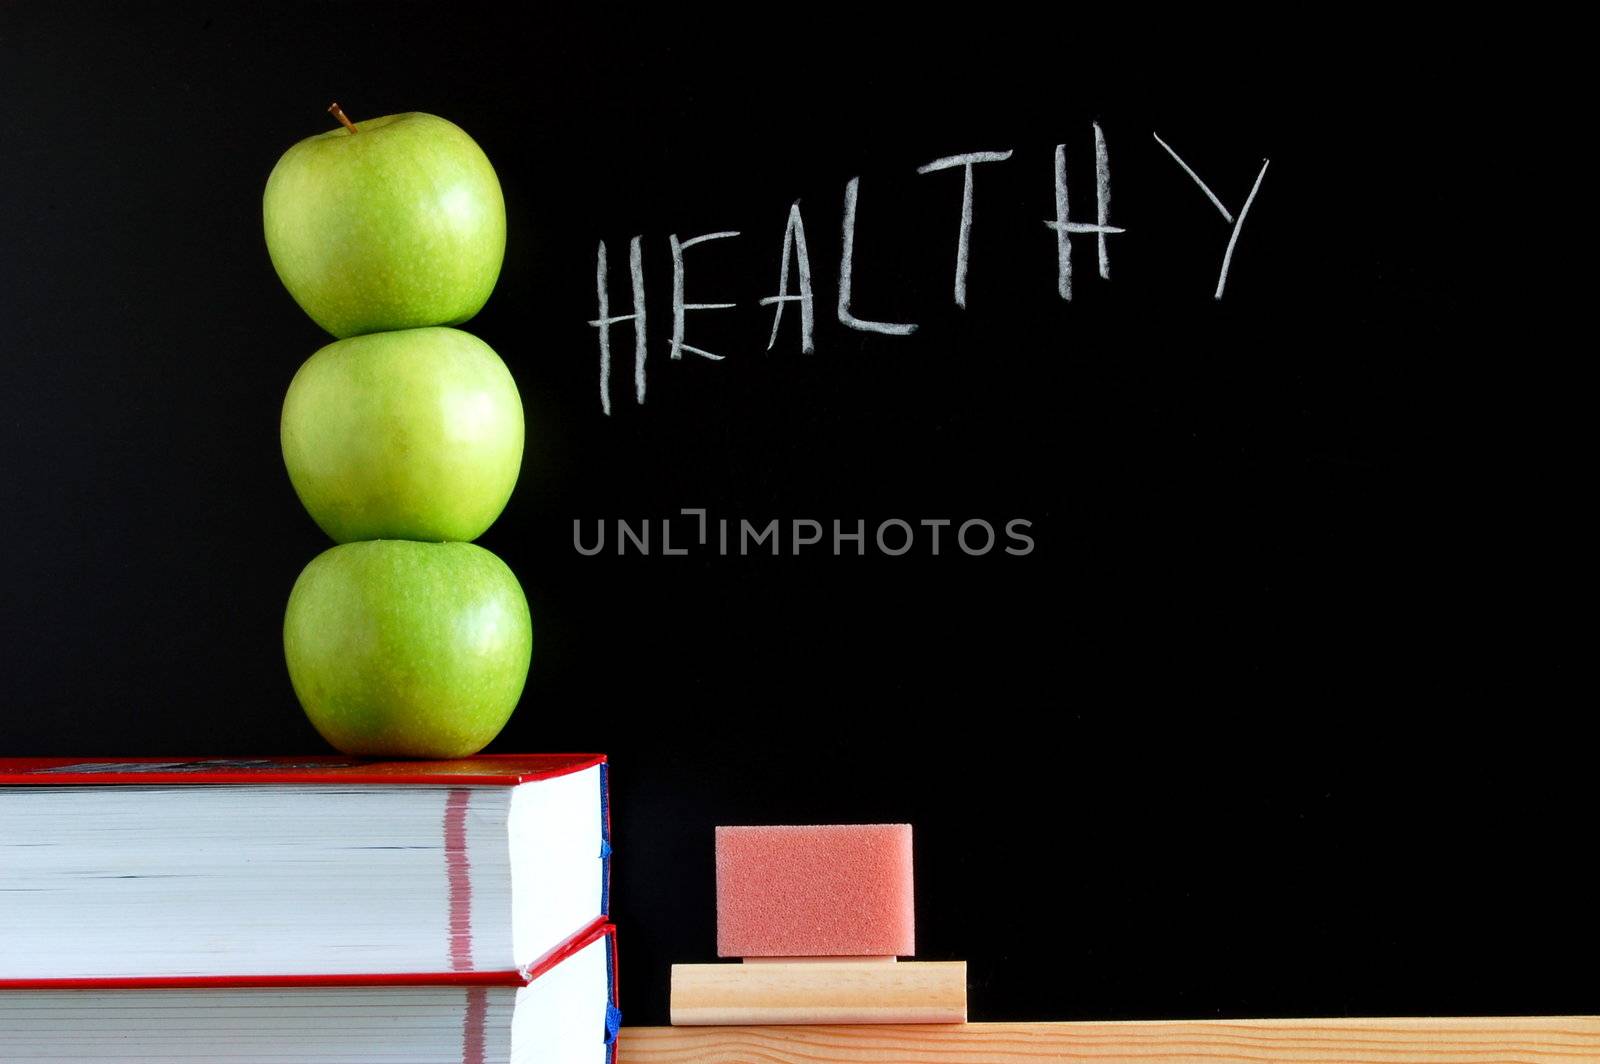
[327,102,359,134]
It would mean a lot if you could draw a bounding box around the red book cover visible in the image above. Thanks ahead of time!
[0,753,605,787]
[0,917,615,991]
[0,921,622,1064]
[0,754,615,989]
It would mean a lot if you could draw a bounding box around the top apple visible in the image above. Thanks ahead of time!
[264,111,506,338]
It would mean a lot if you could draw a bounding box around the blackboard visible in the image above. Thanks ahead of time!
[1,3,1586,1025]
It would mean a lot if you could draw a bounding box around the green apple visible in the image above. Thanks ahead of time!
[284,540,532,758]
[281,326,524,544]
[263,110,506,338]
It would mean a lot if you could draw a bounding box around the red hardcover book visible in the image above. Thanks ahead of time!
[0,755,612,983]
[0,753,606,786]
[0,918,621,1064]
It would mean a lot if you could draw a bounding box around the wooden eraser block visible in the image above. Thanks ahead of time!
[716,825,915,958]
[671,960,966,1025]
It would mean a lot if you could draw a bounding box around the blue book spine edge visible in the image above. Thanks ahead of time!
[599,761,612,916]
[604,926,621,1062]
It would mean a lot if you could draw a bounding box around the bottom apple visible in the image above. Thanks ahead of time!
[284,540,532,758]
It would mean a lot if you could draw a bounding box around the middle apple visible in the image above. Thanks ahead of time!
[282,326,524,543]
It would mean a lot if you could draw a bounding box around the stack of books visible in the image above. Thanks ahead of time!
[0,754,618,1063]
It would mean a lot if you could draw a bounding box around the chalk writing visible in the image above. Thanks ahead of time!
[670,231,741,361]
[1044,125,1124,301]
[916,150,1014,308]
[1153,132,1270,299]
[759,201,815,354]
[838,178,918,336]
[590,128,1272,412]
[588,237,646,415]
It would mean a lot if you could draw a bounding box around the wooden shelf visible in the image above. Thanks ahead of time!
[620,1015,1600,1063]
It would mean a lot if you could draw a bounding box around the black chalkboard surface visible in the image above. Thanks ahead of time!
[1,3,1585,1025]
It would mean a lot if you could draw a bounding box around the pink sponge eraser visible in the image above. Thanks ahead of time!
[715,824,915,958]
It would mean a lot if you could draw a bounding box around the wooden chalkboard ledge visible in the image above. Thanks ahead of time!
[619,1015,1600,1063]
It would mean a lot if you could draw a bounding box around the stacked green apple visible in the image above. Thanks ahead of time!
[265,106,530,759]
